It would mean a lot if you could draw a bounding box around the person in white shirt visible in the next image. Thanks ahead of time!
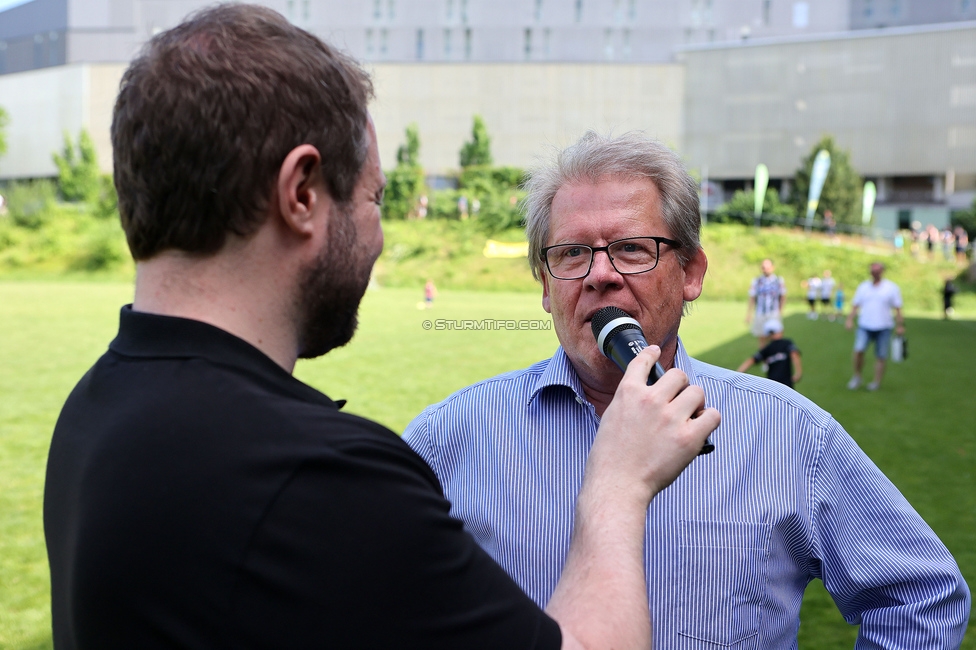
[845,262,905,391]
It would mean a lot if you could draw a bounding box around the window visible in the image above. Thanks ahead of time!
[889,0,901,16]
[622,28,631,58]
[628,0,636,21]
[534,0,543,21]
[524,28,532,59]
[48,31,59,65]
[863,0,874,17]
[446,0,454,19]
[793,1,809,27]
[543,28,551,56]
[575,0,583,22]
[380,29,388,55]
[762,0,771,25]
[464,28,472,59]
[373,0,381,20]
[287,0,295,20]
[416,28,424,59]
[461,0,468,23]
[387,0,395,20]
[444,29,452,57]
[302,0,309,21]
[604,28,614,59]
[366,29,374,56]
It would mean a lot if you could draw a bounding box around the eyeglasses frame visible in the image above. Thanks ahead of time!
[539,235,684,280]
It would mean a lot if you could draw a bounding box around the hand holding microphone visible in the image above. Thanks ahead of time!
[591,306,715,456]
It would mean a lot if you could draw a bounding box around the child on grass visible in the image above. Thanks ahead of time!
[736,319,802,388]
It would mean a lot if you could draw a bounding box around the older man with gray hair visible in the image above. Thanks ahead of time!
[404,131,969,648]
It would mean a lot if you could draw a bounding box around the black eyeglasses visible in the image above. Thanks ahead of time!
[540,236,683,280]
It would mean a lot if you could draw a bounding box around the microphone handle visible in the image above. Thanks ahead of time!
[607,330,714,456]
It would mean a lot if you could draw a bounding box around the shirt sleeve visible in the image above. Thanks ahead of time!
[231,429,562,650]
[891,283,904,309]
[809,422,971,648]
[748,278,758,298]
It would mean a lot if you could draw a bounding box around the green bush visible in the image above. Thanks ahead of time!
[3,180,58,229]
[713,189,796,225]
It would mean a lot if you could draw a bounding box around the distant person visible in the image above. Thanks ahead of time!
[820,269,835,316]
[823,209,837,238]
[846,262,905,391]
[954,226,969,264]
[926,224,939,258]
[746,258,786,345]
[942,228,955,262]
[802,275,822,320]
[424,278,437,309]
[831,283,845,322]
[736,319,802,388]
[944,278,957,319]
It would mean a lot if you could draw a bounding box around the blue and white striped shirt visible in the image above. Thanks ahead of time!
[404,342,970,649]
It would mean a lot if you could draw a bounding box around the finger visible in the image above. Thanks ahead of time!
[619,344,662,388]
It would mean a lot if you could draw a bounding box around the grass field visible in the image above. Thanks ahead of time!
[1,281,973,649]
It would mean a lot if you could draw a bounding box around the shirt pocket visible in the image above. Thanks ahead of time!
[677,519,771,648]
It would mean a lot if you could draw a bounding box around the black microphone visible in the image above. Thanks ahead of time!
[590,306,715,456]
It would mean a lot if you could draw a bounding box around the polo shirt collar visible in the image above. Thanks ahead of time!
[110,305,340,409]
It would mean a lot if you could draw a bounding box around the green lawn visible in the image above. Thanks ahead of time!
[1,282,972,649]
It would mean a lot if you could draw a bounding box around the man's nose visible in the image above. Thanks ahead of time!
[585,249,623,289]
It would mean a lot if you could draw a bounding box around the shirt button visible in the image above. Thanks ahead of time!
[575,395,584,405]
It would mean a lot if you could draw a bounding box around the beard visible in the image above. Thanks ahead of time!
[295,204,376,359]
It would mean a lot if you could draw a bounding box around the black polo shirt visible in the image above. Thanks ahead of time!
[44,307,560,649]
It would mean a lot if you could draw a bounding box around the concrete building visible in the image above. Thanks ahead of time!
[1,0,855,76]
[1,0,974,233]
[681,21,976,231]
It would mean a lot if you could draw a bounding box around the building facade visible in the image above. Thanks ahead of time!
[1,0,974,232]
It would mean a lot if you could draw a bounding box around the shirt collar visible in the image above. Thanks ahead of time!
[528,338,696,407]
[110,305,341,409]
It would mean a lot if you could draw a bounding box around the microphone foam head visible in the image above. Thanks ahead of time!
[590,306,642,357]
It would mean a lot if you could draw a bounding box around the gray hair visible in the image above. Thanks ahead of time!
[523,131,702,281]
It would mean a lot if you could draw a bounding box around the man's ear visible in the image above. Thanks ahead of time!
[682,247,708,303]
[541,269,552,314]
[276,144,326,237]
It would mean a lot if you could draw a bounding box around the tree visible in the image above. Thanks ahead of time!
[396,123,421,166]
[790,135,862,227]
[53,129,101,203]
[459,115,493,168]
[0,106,9,159]
[382,124,425,220]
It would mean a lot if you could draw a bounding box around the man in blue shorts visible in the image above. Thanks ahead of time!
[845,262,905,391]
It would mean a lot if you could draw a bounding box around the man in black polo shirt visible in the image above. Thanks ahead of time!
[43,5,719,649]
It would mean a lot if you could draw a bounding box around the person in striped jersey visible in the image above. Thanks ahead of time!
[404,131,970,649]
